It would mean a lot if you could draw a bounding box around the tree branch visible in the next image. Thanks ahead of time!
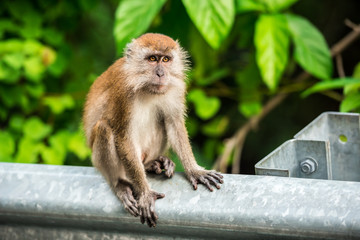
[214,22,360,173]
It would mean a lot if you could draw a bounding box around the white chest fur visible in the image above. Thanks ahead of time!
[129,94,175,162]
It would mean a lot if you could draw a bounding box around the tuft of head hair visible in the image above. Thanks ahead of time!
[124,33,181,57]
[134,33,178,53]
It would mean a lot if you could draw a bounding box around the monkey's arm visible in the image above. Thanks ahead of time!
[115,138,165,227]
[165,117,223,191]
[91,120,164,228]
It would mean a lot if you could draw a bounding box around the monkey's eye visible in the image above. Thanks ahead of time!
[148,56,157,62]
[162,56,170,62]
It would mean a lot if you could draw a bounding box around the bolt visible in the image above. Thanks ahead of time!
[300,158,317,174]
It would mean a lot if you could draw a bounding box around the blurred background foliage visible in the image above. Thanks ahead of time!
[0,0,359,173]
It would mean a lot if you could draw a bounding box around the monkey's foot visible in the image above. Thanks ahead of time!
[146,156,175,178]
[187,169,224,192]
[138,190,165,228]
[116,186,139,217]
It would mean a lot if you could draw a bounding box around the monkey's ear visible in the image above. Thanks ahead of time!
[175,40,181,49]
[124,41,135,58]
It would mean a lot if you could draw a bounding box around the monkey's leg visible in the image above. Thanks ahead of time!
[144,156,175,178]
[91,120,139,217]
[114,135,165,227]
[166,118,224,191]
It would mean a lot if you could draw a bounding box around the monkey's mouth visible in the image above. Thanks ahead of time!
[146,82,168,94]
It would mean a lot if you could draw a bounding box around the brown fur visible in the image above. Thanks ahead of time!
[83,33,223,228]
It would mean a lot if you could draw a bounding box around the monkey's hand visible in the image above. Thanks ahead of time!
[145,156,175,178]
[116,185,139,217]
[186,168,224,192]
[138,190,165,228]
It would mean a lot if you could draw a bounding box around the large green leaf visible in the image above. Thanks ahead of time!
[302,78,360,97]
[236,0,266,13]
[340,93,360,112]
[113,0,167,55]
[261,0,298,12]
[237,0,298,13]
[255,14,290,91]
[286,14,332,80]
[182,0,235,49]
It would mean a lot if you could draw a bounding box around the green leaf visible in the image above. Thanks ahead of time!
[236,0,266,13]
[182,0,235,49]
[113,0,167,55]
[23,39,42,55]
[40,131,69,165]
[25,83,45,98]
[23,117,52,141]
[201,116,229,137]
[24,56,46,82]
[344,62,360,95]
[0,131,15,157]
[188,89,221,120]
[3,52,24,70]
[239,101,262,118]
[255,14,290,91]
[43,94,75,114]
[340,93,360,112]
[19,10,42,39]
[68,131,91,160]
[40,147,65,165]
[0,39,23,53]
[0,19,18,35]
[262,0,298,12]
[42,28,64,46]
[0,60,21,83]
[286,14,332,80]
[0,86,23,107]
[15,138,44,164]
[48,46,70,77]
[9,115,25,132]
[302,78,360,97]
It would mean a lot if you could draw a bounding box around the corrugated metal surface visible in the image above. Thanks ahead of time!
[1,162,360,239]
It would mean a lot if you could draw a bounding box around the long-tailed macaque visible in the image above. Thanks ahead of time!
[83,33,223,227]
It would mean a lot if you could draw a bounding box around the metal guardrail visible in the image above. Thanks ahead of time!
[255,112,360,181]
[1,162,360,239]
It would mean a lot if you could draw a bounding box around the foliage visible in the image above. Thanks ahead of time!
[0,0,115,164]
[113,0,360,170]
[1,0,359,171]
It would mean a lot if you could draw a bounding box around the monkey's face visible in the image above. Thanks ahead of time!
[123,34,189,95]
[143,54,175,94]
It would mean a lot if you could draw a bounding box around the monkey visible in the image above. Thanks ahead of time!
[83,33,223,228]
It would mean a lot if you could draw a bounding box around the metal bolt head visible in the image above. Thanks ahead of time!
[300,158,318,174]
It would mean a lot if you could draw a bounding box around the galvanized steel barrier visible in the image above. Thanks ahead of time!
[1,162,360,239]
[1,112,359,239]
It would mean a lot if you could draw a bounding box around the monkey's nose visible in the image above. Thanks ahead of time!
[156,68,164,78]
